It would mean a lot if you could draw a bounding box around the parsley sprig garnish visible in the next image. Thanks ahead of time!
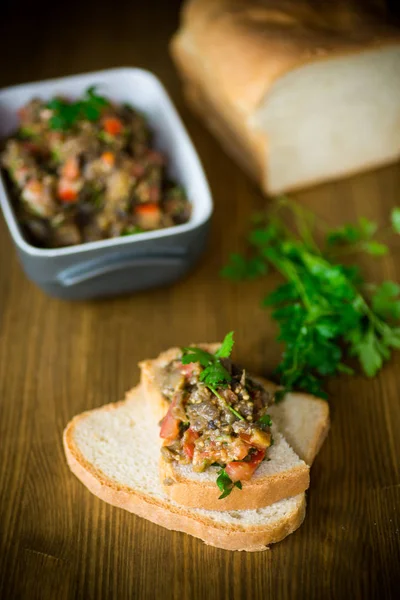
[258,414,273,427]
[222,198,400,398]
[216,468,242,499]
[47,86,109,131]
[181,332,245,420]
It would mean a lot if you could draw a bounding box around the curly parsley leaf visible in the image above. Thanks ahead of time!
[326,217,377,247]
[382,327,400,349]
[47,86,109,131]
[182,332,234,379]
[216,468,242,499]
[86,85,108,107]
[181,333,245,420]
[199,362,231,387]
[215,331,235,359]
[326,217,388,256]
[258,414,272,427]
[121,225,145,236]
[362,241,388,256]
[181,346,215,368]
[371,281,400,321]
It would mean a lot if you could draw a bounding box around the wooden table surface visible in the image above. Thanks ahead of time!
[1,1,399,599]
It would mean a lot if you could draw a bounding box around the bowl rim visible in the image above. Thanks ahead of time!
[0,67,213,258]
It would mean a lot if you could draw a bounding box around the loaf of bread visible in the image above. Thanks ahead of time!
[171,0,400,194]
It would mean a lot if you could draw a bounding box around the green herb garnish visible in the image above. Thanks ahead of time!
[391,207,400,234]
[182,334,232,388]
[214,330,235,359]
[179,422,190,435]
[47,86,109,131]
[258,414,272,427]
[19,126,40,141]
[216,468,242,499]
[181,332,245,420]
[121,225,145,236]
[222,198,400,398]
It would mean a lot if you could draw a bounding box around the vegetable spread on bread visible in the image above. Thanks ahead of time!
[158,332,274,498]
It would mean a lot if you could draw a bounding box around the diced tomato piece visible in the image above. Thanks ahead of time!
[103,117,123,136]
[58,181,79,203]
[61,156,80,180]
[101,151,115,167]
[134,203,160,215]
[58,188,78,203]
[159,398,180,445]
[182,428,199,460]
[180,363,196,379]
[225,461,253,482]
[134,203,162,229]
[225,449,266,482]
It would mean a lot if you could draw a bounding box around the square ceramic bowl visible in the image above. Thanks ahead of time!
[0,68,212,299]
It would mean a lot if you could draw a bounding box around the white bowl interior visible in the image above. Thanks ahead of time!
[0,68,212,255]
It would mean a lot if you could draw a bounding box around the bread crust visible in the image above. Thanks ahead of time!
[63,387,306,552]
[171,0,400,194]
[159,457,309,511]
[139,345,311,511]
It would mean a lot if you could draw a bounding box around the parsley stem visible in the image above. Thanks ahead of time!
[270,255,313,311]
[273,196,321,254]
[209,386,245,421]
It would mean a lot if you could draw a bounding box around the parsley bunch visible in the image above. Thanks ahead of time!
[222,200,400,398]
[47,86,109,131]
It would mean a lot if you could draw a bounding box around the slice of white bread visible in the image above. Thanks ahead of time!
[158,424,309,511]
[63,385,327,551]
[268,391,330,467]
[140,347,314,511]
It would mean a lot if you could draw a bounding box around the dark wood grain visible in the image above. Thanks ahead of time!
[0,1,399,599]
